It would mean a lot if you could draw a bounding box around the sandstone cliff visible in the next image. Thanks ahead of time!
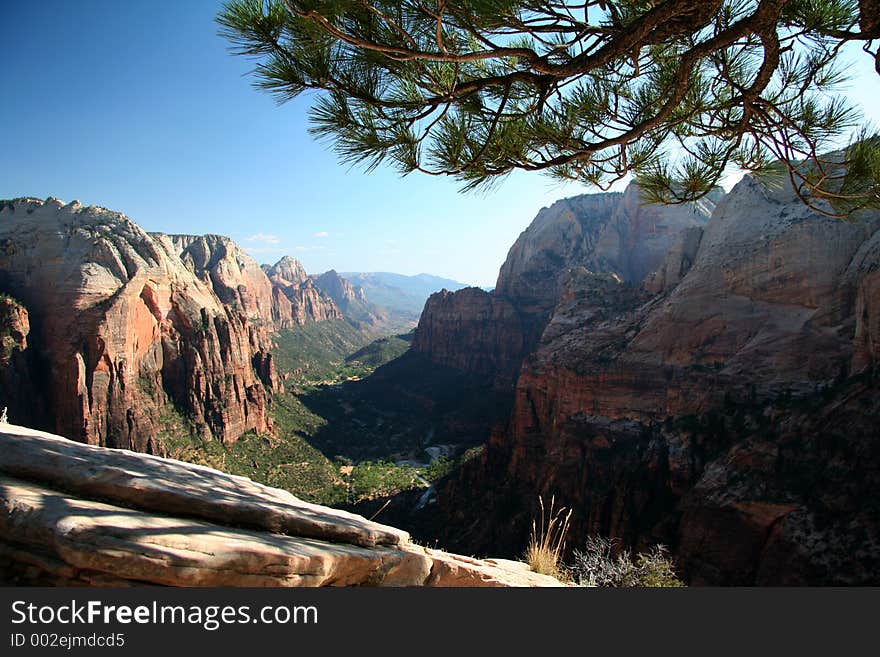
[167,233,277,335]
[423,175,880,584]
[495,184,717,311]
[313,269,367,307]
[0,425,561,587]
[413,182,716,385]
[0,198,361,453]
[312,269,387,326]
[410,287,528,380]
[264,255,308,285]
[264,257,343,328]
[0,198,283,450]
[0,295,47,429]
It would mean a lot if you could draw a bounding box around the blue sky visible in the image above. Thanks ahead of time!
[2,1,878,287]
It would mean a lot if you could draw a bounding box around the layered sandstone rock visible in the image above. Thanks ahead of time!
[0,198,287,451]
[411,287,527,380]
[847,227,880,371]
[413,182,716,384]
[264,255,308,286]
[0,425,562,587]
[0,296,47,428]
[312,269,386,326]
[673,376,880,585]
[425,174,880,584]
[642,226,704,295]
[167,233,277,338]
[264,257,343,328]
[853,270,880,370]
[0,297,28,356]
[312,269,368,307]
[503,175,880,435]
[495,183,718,312]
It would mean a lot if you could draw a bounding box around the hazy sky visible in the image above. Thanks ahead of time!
[2,1,878,286]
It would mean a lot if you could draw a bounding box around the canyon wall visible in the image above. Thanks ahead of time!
[264,256,343,328]
[410,287,528,380]
[0,296,46,429]
[412,182,717,386]
[416,177,880,584]
[312,269,388,326]
[0,198,339,452]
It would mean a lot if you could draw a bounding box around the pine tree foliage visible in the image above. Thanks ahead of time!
[218,0,880,215]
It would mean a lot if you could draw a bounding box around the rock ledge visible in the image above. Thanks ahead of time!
[0,425,561,587]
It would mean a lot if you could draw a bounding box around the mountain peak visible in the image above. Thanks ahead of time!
[266,255,308,285]
[313,270,368,305]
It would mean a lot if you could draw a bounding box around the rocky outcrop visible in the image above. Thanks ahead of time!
[413,182,716,385]
[264,257,343,328]
[264,255,308,286]
[0,297,28,357]
[495,183,718,313]
[673,375,880,585]
[0,198,295,451]
[167,233,277,339]
[494,173,878,422]
[423,174,880,584]
[642,226,704,295]
[0,296,47,428]
[313,269,367,307]
[0,425,562,587]
[312,270,386,326]
[0,197,409,454]
[853,270,880,370]
[411,288,527,380]
[273,279,344,328]
[847,227,880,371]
[434,368,880,585]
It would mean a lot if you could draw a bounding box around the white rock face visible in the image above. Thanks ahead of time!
[629,175,880,389]
[264,255,309,285]
[0,198,265,449]
[495,182,718,314]
[0,425,563,587]
[436,171,880,585]
[0,197,326,450]
[642,226,704,294]
[164,233,278,330]
[413,182,717,383]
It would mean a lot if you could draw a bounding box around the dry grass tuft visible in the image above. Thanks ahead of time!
[525,495,572,579]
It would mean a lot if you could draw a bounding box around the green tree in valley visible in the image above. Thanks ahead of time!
[218,0,880,215]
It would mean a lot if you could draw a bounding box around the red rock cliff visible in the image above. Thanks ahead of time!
[264,257,343,327]
[411,287,528,381]
[428,175,880,584]
[0,295,47,428]
[413,182,715,385]
[0,198,293,451]
[311,269,386,326]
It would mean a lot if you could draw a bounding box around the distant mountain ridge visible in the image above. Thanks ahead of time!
[341,272,469,320]
[245,266,464,329]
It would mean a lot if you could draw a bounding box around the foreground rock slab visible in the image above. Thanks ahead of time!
[0,425,561,587]
[0,425,406,549]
